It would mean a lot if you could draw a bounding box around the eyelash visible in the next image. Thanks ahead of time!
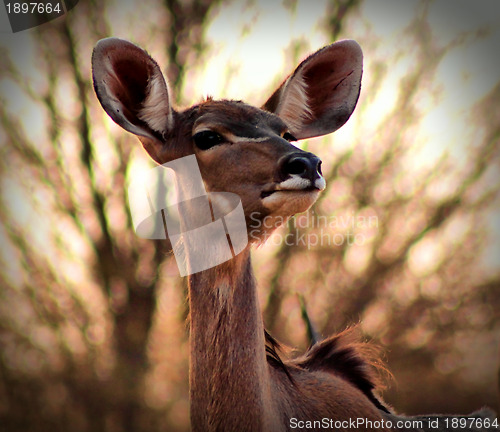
[282,132,297,142]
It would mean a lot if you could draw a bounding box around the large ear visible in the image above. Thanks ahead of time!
[263,40,363,140]
[92,37,175,163]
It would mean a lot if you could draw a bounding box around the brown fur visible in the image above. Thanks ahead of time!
[292,328,391,413]
[92,37,497,432]
[187,250,392,431]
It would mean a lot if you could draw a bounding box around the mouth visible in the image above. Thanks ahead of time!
[260,186,319,199]
[260,175,326,200]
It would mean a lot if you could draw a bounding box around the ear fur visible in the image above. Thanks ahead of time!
[263,40,363,140]
[92,38,175,162]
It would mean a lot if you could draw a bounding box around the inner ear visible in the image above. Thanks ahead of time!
[301,50,359,122]
[107,56,151,124]
[262,40,363,140]
[92,38,173,142]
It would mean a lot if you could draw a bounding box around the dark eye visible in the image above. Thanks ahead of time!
[283,132,297,142]
[193,130,224,150]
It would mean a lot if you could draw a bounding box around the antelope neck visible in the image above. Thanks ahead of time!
[188,247,272,431]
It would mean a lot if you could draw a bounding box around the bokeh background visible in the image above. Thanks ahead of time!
[1,0,499,431]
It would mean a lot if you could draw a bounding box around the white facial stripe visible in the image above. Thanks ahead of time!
[277,175,311,191]
[269,174,326,193]
[227,134,269,143]
[191,127,271,143]
[192,127,212,135]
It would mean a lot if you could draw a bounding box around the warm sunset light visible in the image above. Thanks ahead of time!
[0,1,499,431]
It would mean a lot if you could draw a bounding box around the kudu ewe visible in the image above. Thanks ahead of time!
[92,38,496,431]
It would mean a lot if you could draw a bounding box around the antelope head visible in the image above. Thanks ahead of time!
[92,38,362,242]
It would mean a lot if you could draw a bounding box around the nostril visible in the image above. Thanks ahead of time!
[287,158,307,176]
[280,153,322,183]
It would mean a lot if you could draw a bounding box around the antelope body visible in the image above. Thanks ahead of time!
[92,38,496,431]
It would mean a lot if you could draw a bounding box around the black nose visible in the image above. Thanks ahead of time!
[281,153,322,183]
